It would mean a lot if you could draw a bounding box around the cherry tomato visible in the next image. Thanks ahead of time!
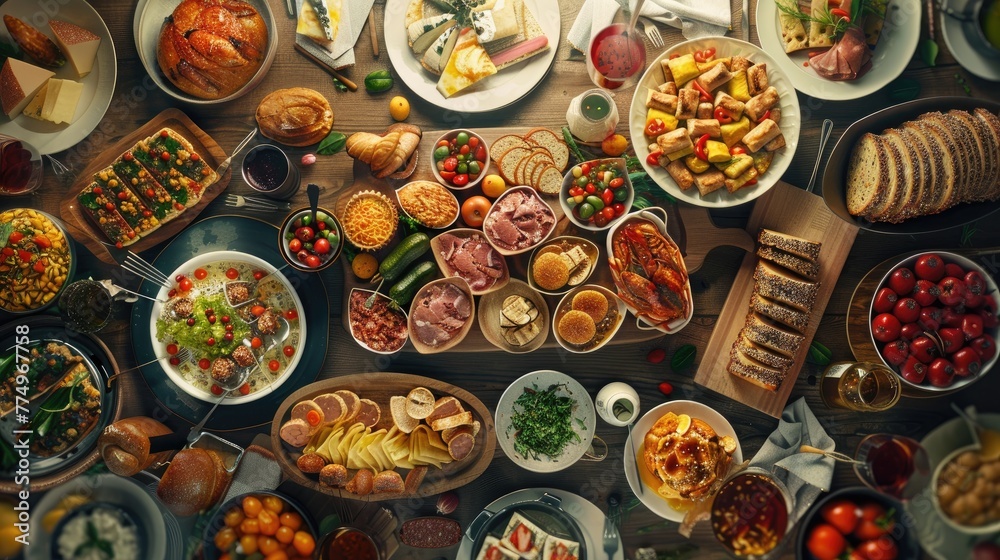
[313,237,331,255]
[305,255,321,268]
[239,535,258,555]
[7,231,23,244]
[601,206,616,221]
[914,253,945,281]
[283,345,295,357]
[806,524,847,560]
[166,343,179,355]
[242,496,263,518]
[211,384,223,395]
[613,203,626,216]
[288,238,302,253]
[214,527,237,551]
[206,337,216,346]
[284,310,298,321]
[251,337,263,349]
[239,383,251,395]
[262,496,284,514]
[601,188,615,206]
[581,162,592,176]
[194,268,208,280]
[252,305,266,317]
[258,536,281,554]
[279,512,303,531]
[443,156,458,172]
[258,509,280,536]
[888,267,916,295]
[871,313,902,343]
[226,267,240,280]
[292,532,316,556]
[179,277,193,292]
[452,173,469,187]
[658,381,673,395]
[295,227,315,243]
[820,499,860,534]
[275,525,295,544]
[269,360,280,372]
[855,503,894,540]
[240,518,261,535]
[857,537,898,560]
[199,358,211,370]
[223,507,245,527]
[892,298,921,324]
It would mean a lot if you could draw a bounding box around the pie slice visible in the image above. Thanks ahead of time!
[436,27,497,98]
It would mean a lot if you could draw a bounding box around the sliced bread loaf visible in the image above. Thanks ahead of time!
[757,229,821,261]
[742,312,806,357]
[757,245,820,280]
[754,260,819,312]
[736,333,795,370]
[750,291,811,331]
[728,344,787,391]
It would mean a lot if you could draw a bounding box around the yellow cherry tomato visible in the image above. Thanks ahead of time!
[240,518,261,535]
[601,133,628,156]
[214,527,238,551]
[389,96,410,121]
[258,509,280,536]
[242,496,263,518]
[481,174,508,198]
[240,534,259,555]
[262,495,284,514]
[276,525,295,544]
[224,507,245,527]
[258,536,281,555]
[292,531,316,556]
[279,512,303,531]
[265,552,289,560]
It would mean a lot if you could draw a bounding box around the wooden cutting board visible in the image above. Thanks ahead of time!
[335,127,757,352]
[59,108,231,265]
[694,181,860,418]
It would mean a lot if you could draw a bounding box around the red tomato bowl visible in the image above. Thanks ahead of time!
[278,207,345,273]
[867,251,999,395]
[795,487,919,560]
[430,129,490,191]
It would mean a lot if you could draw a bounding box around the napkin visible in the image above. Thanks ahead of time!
[568,0,731,52]
[223,443,283,502]
[748,397,836,523]
[295,0,376,70]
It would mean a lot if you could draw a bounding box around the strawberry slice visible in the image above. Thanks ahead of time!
[511,523,534,552]
[550,542,576,560]
[486,545,505,560]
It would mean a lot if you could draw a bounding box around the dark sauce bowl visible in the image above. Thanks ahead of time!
[242,144,300,200]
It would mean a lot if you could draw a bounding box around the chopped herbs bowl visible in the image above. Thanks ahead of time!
[494,370,601,473]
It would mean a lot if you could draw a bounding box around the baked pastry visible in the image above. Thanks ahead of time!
[642,412,736,500]
[346,123,421,179]
[256,87,334,146]
[340,190,399,251]
[98,417,172,476]
[157,448,231,517]
[157,0,269,100]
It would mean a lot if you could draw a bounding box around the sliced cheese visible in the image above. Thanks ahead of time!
[407,13,453,46]
[436,27,497,98]
[0,58,54,118]
[49,20,101,78]
[47,79,83,124]
[41,79,64,121]
[420,24,457,74]
[22,82,48,120]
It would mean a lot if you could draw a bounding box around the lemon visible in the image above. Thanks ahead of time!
[481,174,508,198]
[351,253,379,280]
[0,526,21,558]
[389,96,410,121]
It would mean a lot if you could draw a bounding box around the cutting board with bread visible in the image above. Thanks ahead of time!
[336,126,758,352]
[694,181,859,418]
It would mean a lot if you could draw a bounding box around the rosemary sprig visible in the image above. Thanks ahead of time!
[775,1,852,39]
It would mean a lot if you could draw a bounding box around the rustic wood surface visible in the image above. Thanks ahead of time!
[2,0,1000,559]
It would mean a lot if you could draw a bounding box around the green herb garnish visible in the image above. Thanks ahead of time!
[509,383,582,460]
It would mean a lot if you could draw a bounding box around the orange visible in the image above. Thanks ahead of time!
[481,174,507,198]
[461,196,492,228]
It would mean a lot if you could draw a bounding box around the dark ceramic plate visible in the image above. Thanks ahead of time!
[822,96,1000,235]
[130,215,329,431]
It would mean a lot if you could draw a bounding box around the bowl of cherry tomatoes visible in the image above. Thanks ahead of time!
[279,207,345,272]
[559,158,634,232]
[203,491,318,560]
[797,487,919,560]
[431,129,490,190]
[868,251,999,394]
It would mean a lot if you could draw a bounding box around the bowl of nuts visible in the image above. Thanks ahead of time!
[0,209,75,315]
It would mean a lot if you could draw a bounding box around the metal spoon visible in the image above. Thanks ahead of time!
[799,444,866,466]
[186,360,256,444]
[807,119,835,194]
[307,183,320,227]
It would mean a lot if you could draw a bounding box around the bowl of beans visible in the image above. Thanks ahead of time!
[0,208,75,315]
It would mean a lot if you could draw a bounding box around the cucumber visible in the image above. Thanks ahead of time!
[389,261,438,307]
[374,232,430,283]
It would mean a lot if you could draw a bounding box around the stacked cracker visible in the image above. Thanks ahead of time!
[846,109,1000,224]
[728,229,822,391]
[489,128,569,194]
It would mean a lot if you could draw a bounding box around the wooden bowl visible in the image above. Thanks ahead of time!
[478,279,550,354]
[408,277,476,354]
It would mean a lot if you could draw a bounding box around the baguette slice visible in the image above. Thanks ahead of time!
[750,291,811,331]
[742,312,806,357]
[728,344,787,391]
[757,229,821,262]
[756,246,820,281]
[736,333,794,370]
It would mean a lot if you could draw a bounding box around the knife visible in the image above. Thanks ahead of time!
[742,0,750,40]
[286,0,296,18]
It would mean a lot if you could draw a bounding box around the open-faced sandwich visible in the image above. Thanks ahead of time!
[404,0,550,97]
[499,512,549,560]
[775,0,889,80]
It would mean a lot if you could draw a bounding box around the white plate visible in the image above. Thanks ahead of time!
[757,0,922,99]
[623,400,744,521]
[495,370,596,473]
[0,0,116,155]
[28,474,169,560]
[906,413,1000,559]
[148,251,306,405]
[457,488,625,560]
[940,4,1000,81]
[628,37,801,208]
[384,0,560,113]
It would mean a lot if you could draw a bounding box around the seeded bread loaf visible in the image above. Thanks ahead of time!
[756,246,819,280]
[754,261,819,312]
[736,334,794,370]
[728,345,786,391]
[757,229,821,261]
[750,291,811,331]
[742,312,805,357]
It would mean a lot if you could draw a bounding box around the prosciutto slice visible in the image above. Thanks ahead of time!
[809,26,873,80]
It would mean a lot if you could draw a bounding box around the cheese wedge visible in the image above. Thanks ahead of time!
[1,58,54,118]
[22,82,48,120]
[297,0,341,51]
[408,14,453,46]
[49,20,101,78]
[777,0,809,52]
[436,27,497,98]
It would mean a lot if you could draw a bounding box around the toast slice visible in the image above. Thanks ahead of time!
[750,291,811,331]
[742,312,806,357]
[728,344,787,391]
[735,333,794,370]
[753,260,819,312]
[757,229,821,262]
[756,246,820,280]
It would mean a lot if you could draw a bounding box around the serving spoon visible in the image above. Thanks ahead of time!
[799,444,866,466]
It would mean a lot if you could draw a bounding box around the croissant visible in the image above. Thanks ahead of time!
[347,124,422,179]
[156,0,269,100]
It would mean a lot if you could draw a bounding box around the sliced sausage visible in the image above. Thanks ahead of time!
[279,418,311,448]
[448,432,475,461]
[357,398,381,428]
[334,390,361,424]
[290,400,323,434]
[313,393,346,425]
[425,396,464,424]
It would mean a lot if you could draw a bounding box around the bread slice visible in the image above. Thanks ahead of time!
[429,410,473,431]
[904,120,955,215]
[967,109,1000,200]
[390,395,420,433]
[750,291,811,331]
[757,229,821,262]
[845,133,890,217]
[490,134,530,163]
[974,108,1000,201]
[877,129,919,223]
[865,134,906,221]
[754,260,819,312]
[405,387,436,419]
[526,128,570,171]
[736,333,794,370]
[743,312,806,357]
[919,113,967,210]
[728,344,786,391]
[498,146,532,185]
[756,246,820,280]
[937,112,980,204]
[949,110,990,202]
[895,127,933,219]
[537,165,564,194]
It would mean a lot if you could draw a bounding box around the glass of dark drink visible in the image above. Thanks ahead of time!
[854,433,931,501]
[0,134,43,196]
[711,466,793,559]
[58,280,114,333]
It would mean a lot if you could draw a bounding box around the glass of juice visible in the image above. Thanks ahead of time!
[820,362,902,412]
[854,434,931,501]
[0,134,43,196]
[586,22,647,91]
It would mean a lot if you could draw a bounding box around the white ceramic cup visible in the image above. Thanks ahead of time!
[596,382,640,427]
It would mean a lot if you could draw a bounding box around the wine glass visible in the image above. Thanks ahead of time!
[853,433,931,501]
[586,1,648,90]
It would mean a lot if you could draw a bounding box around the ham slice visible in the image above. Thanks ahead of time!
[809,27,872,80]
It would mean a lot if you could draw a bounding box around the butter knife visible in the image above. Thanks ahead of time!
[742,0,750,40]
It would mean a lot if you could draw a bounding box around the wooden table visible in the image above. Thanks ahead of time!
[2,1,999,558]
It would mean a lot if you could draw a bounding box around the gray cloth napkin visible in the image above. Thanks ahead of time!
[568,0,730,52]
[749,397,836,523]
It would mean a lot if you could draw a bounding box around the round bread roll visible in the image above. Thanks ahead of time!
[156,0,269,100]
[558,310,597,345]
[532,252,570,291]
[572,290,609,323]
[157,448,231,517]
[98,417,172,477]
[256,87,334,146]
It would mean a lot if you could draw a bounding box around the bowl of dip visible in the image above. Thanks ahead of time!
[51,502,146,560]
[242,144,300,199]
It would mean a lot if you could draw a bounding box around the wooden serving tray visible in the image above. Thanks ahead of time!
[694,181,860,418]
[336,127,756,352]
[59,108,231,264]
[270,373,496,501]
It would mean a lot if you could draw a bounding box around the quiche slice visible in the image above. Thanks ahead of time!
[436,27,497,98]
[297,0,342,52]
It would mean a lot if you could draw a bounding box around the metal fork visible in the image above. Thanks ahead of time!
[639,17,664,49]
[224,194,291,211]
[121,250,172,290]
[107,348,192,388]
[603,495,621,559]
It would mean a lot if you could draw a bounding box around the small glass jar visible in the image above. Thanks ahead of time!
[565,89,619,143]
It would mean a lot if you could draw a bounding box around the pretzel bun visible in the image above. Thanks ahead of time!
[97,417,172,477]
